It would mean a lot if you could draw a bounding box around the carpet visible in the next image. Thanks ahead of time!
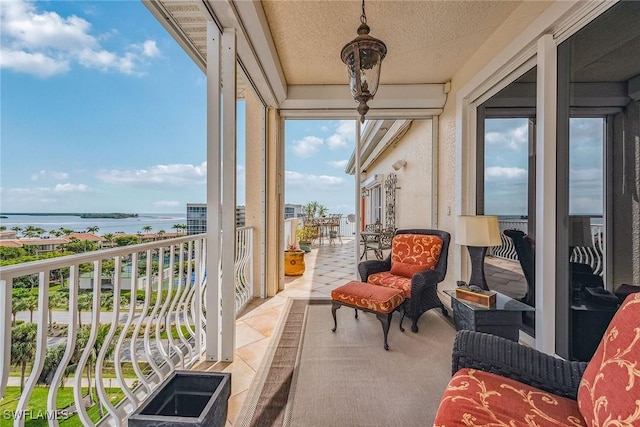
[235,298,457,427]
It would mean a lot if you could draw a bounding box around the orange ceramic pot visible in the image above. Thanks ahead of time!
[284,250,305,276]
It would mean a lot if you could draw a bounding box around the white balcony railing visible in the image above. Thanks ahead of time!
[0,228,253,427]
[491,219,604,276]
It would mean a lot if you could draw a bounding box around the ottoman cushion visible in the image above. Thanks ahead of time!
[331,280,404,314]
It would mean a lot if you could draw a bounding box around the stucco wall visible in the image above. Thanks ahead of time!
[368,120,435,230]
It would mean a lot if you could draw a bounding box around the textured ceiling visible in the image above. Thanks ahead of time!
[261,0,524,85]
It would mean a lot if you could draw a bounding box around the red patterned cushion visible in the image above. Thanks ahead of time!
[389,234,443,278]
[331,281,404,314]
[434,368,586,426]
[367,272,412,298]
[577,293,640,426]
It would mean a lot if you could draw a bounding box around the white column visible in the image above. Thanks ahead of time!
[535,34,558,354]
[220,28,237,361]
[355,120,362,274]
[206,21,221,361]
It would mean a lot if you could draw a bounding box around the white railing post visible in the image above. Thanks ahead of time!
[0,276,11,400]
[0,233,254,426]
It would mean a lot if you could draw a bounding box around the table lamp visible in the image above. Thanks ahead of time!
[456,215,502,290]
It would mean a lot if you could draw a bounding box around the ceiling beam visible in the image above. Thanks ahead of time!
[279,84,447,115]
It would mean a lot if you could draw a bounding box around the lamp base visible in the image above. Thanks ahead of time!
[467,246,489,291]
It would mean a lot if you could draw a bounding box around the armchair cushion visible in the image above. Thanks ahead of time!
[367,271,411,297]
[389,234,443,278]
[577,293,640,426]
[436,368,585,426]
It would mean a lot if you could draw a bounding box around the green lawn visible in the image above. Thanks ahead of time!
[0,386,125,427]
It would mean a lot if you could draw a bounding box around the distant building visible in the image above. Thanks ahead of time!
[236,206,246,227]
[285,204,302,219]
[186,203,246,235]
[187,203,207,235]
[0,231,18,240]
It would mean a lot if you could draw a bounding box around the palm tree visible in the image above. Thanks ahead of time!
[49,229,64,237]
[0,225,6,231]
[60,227,74,235]
[25,294,37,323]
[10,226,22,235]
[77,292,93,327]
[74,324,116,411]
[23,225,45,238]
[48,291,68,330]
[173,223,187,235]
[11,323,37,392]
[103,233,115,247]
[11,290,29,325]
[86,226,100,234]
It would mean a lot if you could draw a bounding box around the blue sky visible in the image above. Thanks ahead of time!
[484,117,603,217]
[1,0,356,216]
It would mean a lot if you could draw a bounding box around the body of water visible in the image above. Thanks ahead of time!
[0,213,186,236]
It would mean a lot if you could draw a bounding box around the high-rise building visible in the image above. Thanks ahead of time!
[186,203,207,235]
[186,204,247,235]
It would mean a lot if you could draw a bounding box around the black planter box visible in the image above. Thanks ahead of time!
[128,371,231,427]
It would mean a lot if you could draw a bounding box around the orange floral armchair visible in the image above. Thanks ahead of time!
[434,293,640,426]
[358,229,450,333]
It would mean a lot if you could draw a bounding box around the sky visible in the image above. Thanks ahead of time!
[0,0,357,216]
[484,117,603,217]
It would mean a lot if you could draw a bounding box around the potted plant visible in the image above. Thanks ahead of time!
[296,225,316,252]
[284,243,305,276]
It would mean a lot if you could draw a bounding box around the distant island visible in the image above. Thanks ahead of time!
[0,213,139,219]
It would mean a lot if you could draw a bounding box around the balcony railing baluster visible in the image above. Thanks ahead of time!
[0,230,253,426]
[115,252,139,406]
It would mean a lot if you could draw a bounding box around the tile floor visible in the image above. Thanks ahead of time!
[190,237,526,426]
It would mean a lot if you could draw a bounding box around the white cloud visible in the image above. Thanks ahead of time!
[96,162,207,187]
[485,121,528,151]
[0,0,161,77]
[141,40,160,58]
[0,49,69,77]
[326,121,355,150]
[153,200,181,208]
[570,168,602,183]
[54,183,91,192]
[31,170,69,181]
[485,166,527,180]
[292,136,323,158]
[285,170,345,188]
[328,159,348,169]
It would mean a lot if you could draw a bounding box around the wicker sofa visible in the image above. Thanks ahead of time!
[358,229,450,333]
[434,293,640,426]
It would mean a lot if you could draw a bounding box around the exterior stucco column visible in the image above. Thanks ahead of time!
[264,107,284,296]
[244,90,265,298]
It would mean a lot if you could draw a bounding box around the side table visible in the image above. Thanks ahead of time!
[444,289,535,342]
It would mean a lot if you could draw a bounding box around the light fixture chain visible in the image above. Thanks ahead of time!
[360,0,367,25]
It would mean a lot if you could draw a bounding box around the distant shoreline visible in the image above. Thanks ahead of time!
[0,213,139,219]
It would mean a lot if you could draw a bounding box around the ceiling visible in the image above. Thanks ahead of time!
[260,0,523,85]
[146,0,536,106]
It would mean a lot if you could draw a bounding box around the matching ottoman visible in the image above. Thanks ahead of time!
[331,280,405,350]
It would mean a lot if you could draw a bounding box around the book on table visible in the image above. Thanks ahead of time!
[455,286,497,307]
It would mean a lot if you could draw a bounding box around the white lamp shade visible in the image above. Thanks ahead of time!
[456,215,502,247]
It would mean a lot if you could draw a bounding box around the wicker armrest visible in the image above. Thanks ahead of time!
[358,258,392,282]
[452,330,588,400]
